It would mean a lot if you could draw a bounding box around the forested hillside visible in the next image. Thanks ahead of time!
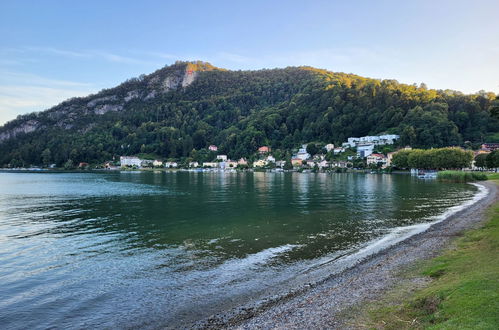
[0,61,498,167]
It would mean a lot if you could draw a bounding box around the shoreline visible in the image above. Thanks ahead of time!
[193,181,498,329]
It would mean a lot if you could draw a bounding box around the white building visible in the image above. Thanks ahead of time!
[253,159,268,167]
[203,162,218,168]
[275,160,286,168]
[189,161,199,168]
[266,155,276,163]
[333,147,345,154]
[325,143,335,152]
[208,145,218,151]
[367,153,387,167]
[216,155,228,161]
[295,144,311,160]
[357,143,375,157]
[164,161,178,168]
[120,156,142,167]
[343,134,400,148]
[153,160,163,167]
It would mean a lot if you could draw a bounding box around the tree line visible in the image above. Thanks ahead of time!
[0,62,498,167]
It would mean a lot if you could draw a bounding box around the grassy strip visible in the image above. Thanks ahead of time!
[362,181,499,329]
[437,170,488,182]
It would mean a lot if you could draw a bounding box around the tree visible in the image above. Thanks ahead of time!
[486,151,499,169]
[306,143,319,156]
[41,148,51,166]
[474,153,488,169]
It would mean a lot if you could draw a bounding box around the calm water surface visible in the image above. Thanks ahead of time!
[0,172,477,329]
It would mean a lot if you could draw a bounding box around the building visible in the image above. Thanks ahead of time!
[203,162,218,168]
[153,160,163,167]
[367,153,387,167]
[386,151,396,167]
[208,145,218,151]
[189,161,199,168]
[253,159,268,167]
[78,162,89,168]
[275,160,286,168]
[333,147,345,154]
[332,161,349,168]
[216,155,228,161]
[343,134,400,148]
[481,143,499,151]
[164,161,178,168]
[226,160,238,168]
[325,143,335,152]
[295,144,311,160]
[266,155,276,163]
[318,160,329,169]
[141,159,153,167]
[120,156,142,167]
[357,143,375,157]
[291,158,303,166]
[258,146,271,154]
[237,158,248,166]
[306,160,316,167]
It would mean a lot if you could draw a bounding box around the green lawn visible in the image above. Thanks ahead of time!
[363,181,499,329]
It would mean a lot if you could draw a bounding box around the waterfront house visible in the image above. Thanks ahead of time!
[208,145,218,151]
[266,155,276,163]
[141,159,153,168]
[258,146,271,154]
[216,155,228,161]
[253,159,268,168]
[332,161,349,168]
[237,158,248,166]
[120,156,142,167]
[325,143,335,152]
[164,161,178,168]
[318,160,329,169]
[78,162,89,168]
[275,160,286,168]
[367,153,387,167]
[203,162,218,168]
[306,160,316,167]
[189,161,199,168]
[291,158,303,166]
[153,160,163,167]
[226,160,238,168]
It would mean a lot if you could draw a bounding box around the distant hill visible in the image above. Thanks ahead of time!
[0,60,498,166]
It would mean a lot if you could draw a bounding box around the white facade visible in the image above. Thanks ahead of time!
[295,144,311,160]
[266,155,276,163]
[203,162,218,168]
[216,155,228,161]
[120,156,142,167]
[164,161,178,168]
[325,143,335,152]
[189,161,199,168]
[344,134,400,148]
[153,160,163,167]
[357,143,375,157]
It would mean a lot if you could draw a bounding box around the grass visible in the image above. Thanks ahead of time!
[437,170,488,182]
[361,180,499,329]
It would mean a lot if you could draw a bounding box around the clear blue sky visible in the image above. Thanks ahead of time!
[1,0,498,125]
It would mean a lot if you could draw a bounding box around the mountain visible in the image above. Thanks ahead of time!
[1,60,498,167]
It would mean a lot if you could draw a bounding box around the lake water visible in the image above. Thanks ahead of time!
[0,171,478,329]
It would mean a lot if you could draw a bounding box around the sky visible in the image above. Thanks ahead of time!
[1,0,498,125]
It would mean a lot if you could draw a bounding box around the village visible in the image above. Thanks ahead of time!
[103,134,499,173]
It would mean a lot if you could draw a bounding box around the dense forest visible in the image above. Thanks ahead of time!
[1,61,498,167]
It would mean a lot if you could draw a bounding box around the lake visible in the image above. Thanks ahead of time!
[0,171,478,329]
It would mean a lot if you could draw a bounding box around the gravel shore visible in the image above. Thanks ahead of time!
[195,181,497,329]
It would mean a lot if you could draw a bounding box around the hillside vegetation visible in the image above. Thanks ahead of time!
[1,61,498,167]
